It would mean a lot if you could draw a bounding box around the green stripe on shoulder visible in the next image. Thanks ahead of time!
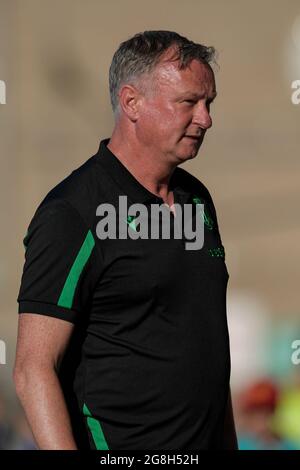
[57,229,95,309]
[83,403,109,450]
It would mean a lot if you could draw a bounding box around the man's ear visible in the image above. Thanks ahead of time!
[118,84,142,122]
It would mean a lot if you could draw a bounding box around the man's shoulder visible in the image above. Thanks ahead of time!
[35,150,107,225]
[43,152,100,204]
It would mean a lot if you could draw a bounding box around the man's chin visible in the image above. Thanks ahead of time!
[177,138,203,159]
[176,147,201,163]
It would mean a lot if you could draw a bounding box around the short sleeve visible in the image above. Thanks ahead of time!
[17,198,102,324]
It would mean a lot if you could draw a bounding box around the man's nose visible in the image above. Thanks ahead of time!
[192,103,212,130]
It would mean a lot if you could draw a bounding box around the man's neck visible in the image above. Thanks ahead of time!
[107,132,176,206]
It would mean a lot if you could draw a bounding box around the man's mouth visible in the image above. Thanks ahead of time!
[184,135,202,141]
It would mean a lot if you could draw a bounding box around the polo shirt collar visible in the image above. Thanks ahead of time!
[96,138,191,205]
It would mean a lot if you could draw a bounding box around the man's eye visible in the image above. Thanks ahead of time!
[184,100,196,104]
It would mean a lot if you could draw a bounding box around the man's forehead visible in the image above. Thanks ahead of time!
[154,58,216,93]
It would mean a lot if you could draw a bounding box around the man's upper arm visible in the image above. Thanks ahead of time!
[17,198,103,324]
[15,314,75,371]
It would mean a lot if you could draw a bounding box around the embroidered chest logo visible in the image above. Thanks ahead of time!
[192,196,214,230]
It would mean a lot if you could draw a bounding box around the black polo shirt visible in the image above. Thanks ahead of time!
[17,138,231,450]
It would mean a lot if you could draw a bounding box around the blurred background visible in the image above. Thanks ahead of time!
[0,0,300,450]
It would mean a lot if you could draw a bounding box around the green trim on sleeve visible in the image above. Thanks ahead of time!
[83,403,109,450]
[57,229,95,308]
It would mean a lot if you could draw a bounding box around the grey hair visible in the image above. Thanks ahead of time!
[109,30,217,118]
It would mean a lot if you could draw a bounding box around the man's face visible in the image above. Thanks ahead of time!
[135,56,217,164]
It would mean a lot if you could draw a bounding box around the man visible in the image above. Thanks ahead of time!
[14,30,237,450]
